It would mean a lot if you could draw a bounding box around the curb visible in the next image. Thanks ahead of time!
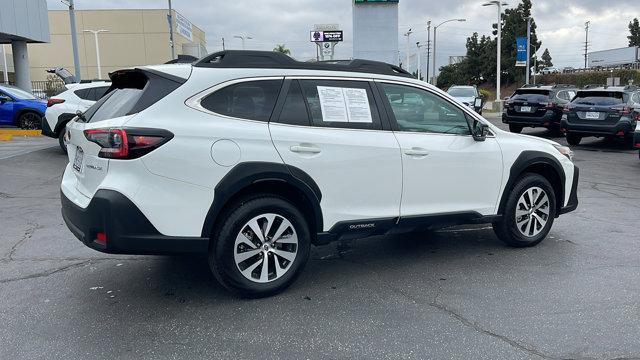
[0,129,42,141]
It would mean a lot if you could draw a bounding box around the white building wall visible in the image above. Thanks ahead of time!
[352,2,398,65]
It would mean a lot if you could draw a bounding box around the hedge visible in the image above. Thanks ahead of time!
[536,69,640,87]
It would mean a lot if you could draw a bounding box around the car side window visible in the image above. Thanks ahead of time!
[93,86,110,101]
[379,82,470,135]
[298,79,382,130]
[277,80,310,126]
[74,88,90,100]
[556,91,568,101]
[200,80,283,122]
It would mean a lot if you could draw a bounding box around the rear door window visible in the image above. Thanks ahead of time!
[74,88,91,100]
[511,89,550,103]
[93,86,110,101]
[572,91,627,106]
[200,80,283,122]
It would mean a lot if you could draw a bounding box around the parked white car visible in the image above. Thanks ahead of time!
[41,81,111,152]
[60,51,579,297]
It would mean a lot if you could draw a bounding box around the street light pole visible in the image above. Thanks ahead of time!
[483,1,507,104]
[62,0,81,83]
[168,0,175,60]
[417,42,426,80]
[426,21,431,83]
[525,17,531,85]
[234,35,253,50]
[84,30,109,79]
[432,18,467,86]
[403,29,413,70]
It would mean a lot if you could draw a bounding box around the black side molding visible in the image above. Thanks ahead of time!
[201,162,323,238]
[560,166,579,215]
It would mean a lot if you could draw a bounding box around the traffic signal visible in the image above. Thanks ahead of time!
[492,23,498,36]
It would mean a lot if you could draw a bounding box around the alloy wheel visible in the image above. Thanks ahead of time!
[515,186,550,237]
[233,213,298,283]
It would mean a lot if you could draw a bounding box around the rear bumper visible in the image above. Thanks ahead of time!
[502,111,559,126]
[61,189,209,255]
[41,117,56,138]
[559,166,579,215]
[561,119,634,137]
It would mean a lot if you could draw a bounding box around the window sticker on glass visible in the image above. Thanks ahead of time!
[317,86,373,123]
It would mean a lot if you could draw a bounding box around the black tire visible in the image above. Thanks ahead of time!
[509,124,523,133]
[16,111,42,130]
[58,128,68,154]
[566,133,582,146]
[208,194,311,298]
[493,173,556,248]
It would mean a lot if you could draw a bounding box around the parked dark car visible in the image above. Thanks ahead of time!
[503,84,578,133]
[561,85,640,147]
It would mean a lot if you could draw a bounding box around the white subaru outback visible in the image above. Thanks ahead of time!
[61,51,579,297]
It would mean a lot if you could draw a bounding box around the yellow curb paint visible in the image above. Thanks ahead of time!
[0,129,42,137]
[0,134,13,141]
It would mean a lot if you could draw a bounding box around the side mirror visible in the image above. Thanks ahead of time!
[471,120,489,142]
[474,98,483,108]
[0,95,11,103]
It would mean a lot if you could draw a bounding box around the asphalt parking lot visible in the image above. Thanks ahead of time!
[1,115,639,360]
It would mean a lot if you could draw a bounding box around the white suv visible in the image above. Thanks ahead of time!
[42,81,111,152]
[61,51,579,297]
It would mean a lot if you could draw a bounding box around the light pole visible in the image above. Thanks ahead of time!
[84,29,109,79]
[234,35,253,50]
[432,18,466,86]
[525,17,531,84]
[483,1,507,104]
[403,29,413,71]
[416,42,426,80]
[167,0,175,59]
[62,0,81,82]
[426,21,431,83]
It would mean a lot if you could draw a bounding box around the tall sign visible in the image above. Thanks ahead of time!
[352,0,399,65]
[311,24,343,61]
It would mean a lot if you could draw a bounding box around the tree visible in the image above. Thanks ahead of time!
[499,0,542,84]
[541,48,553,68]
[273,44,291,55]
[629,18,640,46]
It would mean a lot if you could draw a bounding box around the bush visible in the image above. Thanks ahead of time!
[537,69,640,87]
[479,88,491,99]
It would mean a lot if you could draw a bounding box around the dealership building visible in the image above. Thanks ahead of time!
[1,8,206,83]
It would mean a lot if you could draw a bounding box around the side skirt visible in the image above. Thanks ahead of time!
[315,212,501,245]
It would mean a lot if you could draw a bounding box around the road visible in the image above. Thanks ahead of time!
[1,117,639,359]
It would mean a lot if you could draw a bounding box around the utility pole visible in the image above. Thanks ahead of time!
[1,45,8,84]
[483,1,506,104]
[84,30,108,79]
[416,42,424,80]
[584,21,590,69]
[168,0,176,60]
[525,17,531,84]
[426,21,431,83]
[222,37,226,51]
[403,29,413,71]
[63,0,81,83]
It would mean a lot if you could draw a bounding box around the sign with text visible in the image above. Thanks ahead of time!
[310,30,343,42]
[175,12,193,41]
[516,37,527,67]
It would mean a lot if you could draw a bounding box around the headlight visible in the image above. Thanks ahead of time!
[553,144,573,161]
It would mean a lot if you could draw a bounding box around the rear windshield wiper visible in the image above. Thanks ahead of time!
[75,110,87,122]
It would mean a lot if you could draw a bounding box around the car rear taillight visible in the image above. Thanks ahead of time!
[563,105,571,113]
[47,98,65,107]
[612,105,632,116]
[83,128,173,159]
[544,102,557,109]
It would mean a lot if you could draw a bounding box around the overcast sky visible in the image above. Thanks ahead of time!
[46,0,638,70]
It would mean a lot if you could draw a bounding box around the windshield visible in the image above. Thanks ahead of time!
[572,91,627,106]
[0,85,37,100]
[448,87,476,97]
[510,89,550,103]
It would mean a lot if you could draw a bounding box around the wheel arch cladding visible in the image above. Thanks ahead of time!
[499,151,565,217]
[201,162,323,239]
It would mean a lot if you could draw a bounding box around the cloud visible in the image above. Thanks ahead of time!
[46,0,638,68]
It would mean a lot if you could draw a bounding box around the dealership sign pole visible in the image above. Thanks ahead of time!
[311,24,343,61]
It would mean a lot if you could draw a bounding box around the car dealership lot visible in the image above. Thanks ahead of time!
[1,116,639,359]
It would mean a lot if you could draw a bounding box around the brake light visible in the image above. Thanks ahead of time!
[95,232,107,244]
[83,128,173,159]
[619,107,632,116]
[47,98,65,107]
[545,102,557,109]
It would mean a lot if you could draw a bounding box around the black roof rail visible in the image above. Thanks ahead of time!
[521,84,542,88]
[623,85,638,91]
[583,84,605,89]
[193,50,414,78]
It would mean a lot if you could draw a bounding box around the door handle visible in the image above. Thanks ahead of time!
[290,145,321,154]
[403,148,429,157]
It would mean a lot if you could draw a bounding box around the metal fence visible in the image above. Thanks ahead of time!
[31,79,66,99]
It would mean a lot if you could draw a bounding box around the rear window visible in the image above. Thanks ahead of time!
[510,89,550,103]
[82,70,183,123]
[572,91,627,106]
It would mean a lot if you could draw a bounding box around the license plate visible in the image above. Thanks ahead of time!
[73,147,84,172]
[585,112,600,119]
[520,106,532,112]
